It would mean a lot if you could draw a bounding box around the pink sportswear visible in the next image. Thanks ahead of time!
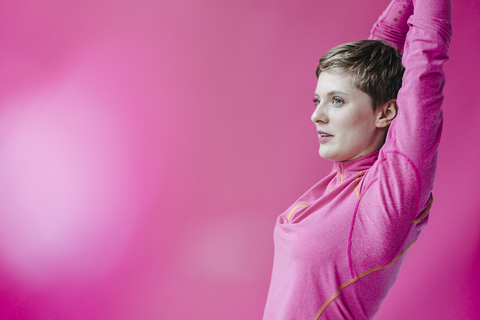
[263,0,452,319]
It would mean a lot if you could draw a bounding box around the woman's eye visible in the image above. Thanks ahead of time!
[313,98,320,106]
[332,97,343,106]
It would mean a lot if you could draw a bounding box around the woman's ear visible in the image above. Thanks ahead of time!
[375,99,398,128]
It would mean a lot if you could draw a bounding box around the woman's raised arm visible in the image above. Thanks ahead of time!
[381,0,452,208]
[369,0,414,54]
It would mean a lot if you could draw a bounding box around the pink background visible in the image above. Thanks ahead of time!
[0,0,478,319]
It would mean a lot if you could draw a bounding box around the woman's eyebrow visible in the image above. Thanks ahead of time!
[314,90,349,98]
[327,90,348,96]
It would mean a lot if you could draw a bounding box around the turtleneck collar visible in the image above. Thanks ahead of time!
[333,151,379,177]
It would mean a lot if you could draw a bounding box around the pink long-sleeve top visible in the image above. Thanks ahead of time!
[263,0,452,319]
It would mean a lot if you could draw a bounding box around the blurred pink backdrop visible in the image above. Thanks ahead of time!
[0,0,478,319]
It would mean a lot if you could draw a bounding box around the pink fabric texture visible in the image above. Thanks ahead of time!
[263,0,452,319]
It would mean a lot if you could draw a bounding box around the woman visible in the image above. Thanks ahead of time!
[263,0,452,319]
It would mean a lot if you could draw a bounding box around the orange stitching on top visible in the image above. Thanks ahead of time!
[313,241,417,320]
[412,195,433,223]
[286,203,308,221]
[354,171,364,199]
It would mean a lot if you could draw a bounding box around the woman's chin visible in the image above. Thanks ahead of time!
[319,149,343,161]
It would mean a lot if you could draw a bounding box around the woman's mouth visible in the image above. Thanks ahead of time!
[317,131,333,143]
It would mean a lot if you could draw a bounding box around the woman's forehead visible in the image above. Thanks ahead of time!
[315,71,357,94]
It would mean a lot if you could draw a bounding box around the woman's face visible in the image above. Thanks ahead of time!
[311,71,385,162]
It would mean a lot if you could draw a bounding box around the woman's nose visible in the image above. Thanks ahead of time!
[311,104,328,124]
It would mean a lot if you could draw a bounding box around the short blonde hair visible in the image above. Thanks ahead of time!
[316,40,404,110]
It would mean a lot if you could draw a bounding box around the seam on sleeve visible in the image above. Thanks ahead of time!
[384,150,421,216]
[378,151,421,265]
[347,177,379,278]
[347,151,421,278]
